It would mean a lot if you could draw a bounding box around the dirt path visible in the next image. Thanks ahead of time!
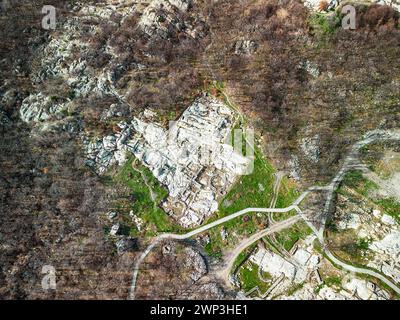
[216,215,302,288]
[131,161,156,203]
[268,171,283,224]
[128,120,400,299]
[129,200,305,299]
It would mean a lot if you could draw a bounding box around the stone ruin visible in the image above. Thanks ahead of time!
[128,95,250,228]
[84,94,251,228]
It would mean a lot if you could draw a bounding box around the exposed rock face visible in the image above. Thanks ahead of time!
[369,230,400,283]
[303,0,399,12]
[280,279,389,300]
[3,0,399,301]
[333,189,400,285]
[379,0,400,11]
[300,134,321,164]
[100,103,129,122]
[130,95,250,228]
[83,122,133,174]
[19,93,68,123]
[234,39,258,55]
[84,94,251,228]
[32,18,109,95]
[107,211,118,221]
[17,2,139,130]
[300,60,320,78]
[342,278,390,300]
[130,210,144,232]
[298,124,322,166]
[139,0,192,38]
[288,155,301,181]
[110,223,121,236]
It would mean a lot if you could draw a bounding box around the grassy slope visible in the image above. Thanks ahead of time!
[338,169,400,225]
[113,158,183,237]
[203,148,276,258]
[238,262,272,293]
[274,221,313,252]
[327,169,400,272]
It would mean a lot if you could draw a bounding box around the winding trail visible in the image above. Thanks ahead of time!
[131,163,156,203]
[308,129,400,295]
[217,215,302,288]
[317,129,400,238]
[296,205,400,295]
[128,124,400,299]
[325,247,400,294]
[268,172,283,224]
[129,201,303,299]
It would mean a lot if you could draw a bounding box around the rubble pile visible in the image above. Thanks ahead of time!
[19,93,69,123]
[280,278,390,300]
[183,247,208,282]
[368,228,400,283]
[234,39,258,55]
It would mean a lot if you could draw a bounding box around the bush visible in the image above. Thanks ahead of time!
[358,4,399,30]
[309,12,341,35]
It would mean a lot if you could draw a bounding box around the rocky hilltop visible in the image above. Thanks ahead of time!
[0,0,399,299]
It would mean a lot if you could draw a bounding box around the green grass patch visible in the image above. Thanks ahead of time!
[204,238,223,260]
[326,228,374,266]
[323,275,342,288]
[309,12,341,37]
[326,218,339,233]
[113,158,182,236]
[218,147,275,216]
[201,147,275,256]
[274,222,313,251]
[375,197,400,224]
[284,282,305,296]
[237,262,271,293]
[273,177,300,221]
[231,243,257,274]
[356,238,371,251]
[202,145,300,258]
[262,237,285,256]
[339,169,378,197]
[275,177,300,209]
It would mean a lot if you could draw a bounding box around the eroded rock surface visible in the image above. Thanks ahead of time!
[84,94,251,228]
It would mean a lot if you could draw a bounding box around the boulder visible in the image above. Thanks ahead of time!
[115,237,138,254]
